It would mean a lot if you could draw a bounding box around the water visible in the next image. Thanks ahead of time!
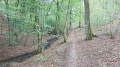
[0,37,58,67]
[0,64,4,67]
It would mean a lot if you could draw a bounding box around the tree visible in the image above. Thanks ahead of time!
[69,1,72,29]
[4,0,12,45]
[63,0,71,43]
[14,0,19,43]
[84,0,95,40]
[55,0,60,36]
[79,1,82,28]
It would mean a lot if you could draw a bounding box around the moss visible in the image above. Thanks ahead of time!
[63,35,67,43]
[86,26,97,40]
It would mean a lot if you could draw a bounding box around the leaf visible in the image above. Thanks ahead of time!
[54,59,60,63]
[34,58,41,61]
[52,64,54,67]
[42,58,48,62]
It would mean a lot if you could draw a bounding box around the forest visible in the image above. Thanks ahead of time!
[0,0,120,67]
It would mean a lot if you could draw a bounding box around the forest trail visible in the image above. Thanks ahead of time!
[63,30,77,67]
[63,29,86,67]
[62,25,120,67]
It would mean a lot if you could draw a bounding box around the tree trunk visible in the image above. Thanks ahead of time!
[63,0,70,43]
[56,0,60,36]
[79,1,82,28]
[4,0,12,45]
[0,16,4,35]
[84,0,95,40]
[69,0,72,29]
[14,0,19,43]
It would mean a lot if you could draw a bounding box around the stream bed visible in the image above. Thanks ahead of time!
[0,37,58,67]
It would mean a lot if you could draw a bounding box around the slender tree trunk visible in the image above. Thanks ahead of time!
[84,0,95,40]
[37,0,46,53]
[79,1,82,28]
[0,16,4,35]
[56,0,60,36]
[37,3,42,53]
[14,0,19,43]
[35,11,42,53]
[79,21,81,28]
[69,7,72,29]
[4,0,12,45]
[0,20,2,35]
[67,0,72,36]
[69,0,72,29]
[63,0,70,43]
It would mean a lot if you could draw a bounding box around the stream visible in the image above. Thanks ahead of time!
[0,37,58,67]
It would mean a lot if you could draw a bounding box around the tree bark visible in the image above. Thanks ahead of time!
[14,0,19,43]
[84,0,95,40]
[4,0,12,45]
[69,0,72,29]
[55,0,60,36]
[79,1,82,28]
[63,0,70,43]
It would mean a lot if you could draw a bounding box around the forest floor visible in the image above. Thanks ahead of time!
[0,17,57,62]
[1,22,120,67]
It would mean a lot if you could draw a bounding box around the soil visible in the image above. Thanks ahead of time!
[0,34,55,61]
[1,16,120,67]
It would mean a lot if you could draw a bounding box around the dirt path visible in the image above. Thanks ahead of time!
[63,30,77,67]
[63,29,85,67]
[62,27,120,67]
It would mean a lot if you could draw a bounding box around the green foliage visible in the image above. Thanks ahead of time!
[42,58,48,62]
[0,0,119,48]
[90,0,119,26]
[34,58,41,61]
